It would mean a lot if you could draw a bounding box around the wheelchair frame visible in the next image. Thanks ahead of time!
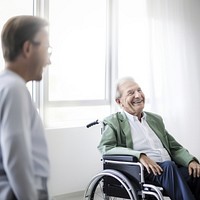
[84,120,168,200]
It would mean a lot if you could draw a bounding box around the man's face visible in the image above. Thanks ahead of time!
[117,80,145,117]
[28,28,51,81]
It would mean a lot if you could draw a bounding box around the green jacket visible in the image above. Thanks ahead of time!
[98,111,197,167]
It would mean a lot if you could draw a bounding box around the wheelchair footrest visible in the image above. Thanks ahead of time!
[144,186,164,193]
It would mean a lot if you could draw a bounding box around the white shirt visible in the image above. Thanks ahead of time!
[0,69,49,200]
[125,111,171,162]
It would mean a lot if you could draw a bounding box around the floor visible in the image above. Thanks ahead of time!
[51,191,84,200]
[52,193,171,200]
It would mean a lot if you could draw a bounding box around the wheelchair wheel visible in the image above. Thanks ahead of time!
[84,169,139,200]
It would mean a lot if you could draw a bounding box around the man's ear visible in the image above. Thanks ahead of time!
[115,98,120,105]
[22,41,32,58]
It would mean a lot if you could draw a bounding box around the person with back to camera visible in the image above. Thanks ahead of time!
[98,76,200,200]
[0,15,51,200]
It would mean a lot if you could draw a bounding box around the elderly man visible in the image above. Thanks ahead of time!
[0,15,51,200]
[98,77,200,200]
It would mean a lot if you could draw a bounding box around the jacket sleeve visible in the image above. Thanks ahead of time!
[165,130,199,166]
[97,115,142,159]
[147,112,199,166]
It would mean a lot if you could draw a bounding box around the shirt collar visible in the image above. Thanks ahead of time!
[124,110,146,122]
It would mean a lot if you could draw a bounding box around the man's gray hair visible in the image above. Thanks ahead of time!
[115,76,136,100]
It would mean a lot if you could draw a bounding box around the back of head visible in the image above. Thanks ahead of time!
[1,15,48,62]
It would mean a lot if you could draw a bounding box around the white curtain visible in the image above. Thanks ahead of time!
[118,0,200,159]
[147,0,200,158]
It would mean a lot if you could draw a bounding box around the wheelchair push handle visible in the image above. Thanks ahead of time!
[86,119,100,128]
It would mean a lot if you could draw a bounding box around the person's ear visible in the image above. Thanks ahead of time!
[115,98,121,105]
[22,41,32,58]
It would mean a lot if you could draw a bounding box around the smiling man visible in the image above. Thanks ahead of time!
[98,77,200,200]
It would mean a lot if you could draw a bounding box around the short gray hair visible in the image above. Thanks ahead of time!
[115,76,136,100]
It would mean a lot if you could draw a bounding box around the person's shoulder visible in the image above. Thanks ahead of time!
[0,71,26,95]
[104,112,124,123]
[144,111,163,121]
[104,112,118,120]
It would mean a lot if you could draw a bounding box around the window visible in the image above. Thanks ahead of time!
[43,0,110,128]
[1,0,154,128]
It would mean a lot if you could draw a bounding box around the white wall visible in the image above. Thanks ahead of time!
[46,125,102,197]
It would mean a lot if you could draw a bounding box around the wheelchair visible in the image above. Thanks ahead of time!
[84,120,170,200]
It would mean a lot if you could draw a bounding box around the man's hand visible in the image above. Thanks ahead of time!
[139,154,163,175]
[188,160,200,177]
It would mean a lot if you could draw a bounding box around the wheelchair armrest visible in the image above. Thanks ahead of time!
[103,154,139,162]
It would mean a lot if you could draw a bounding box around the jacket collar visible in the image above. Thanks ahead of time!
[117,111,133,148]
[117,110,170,152]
